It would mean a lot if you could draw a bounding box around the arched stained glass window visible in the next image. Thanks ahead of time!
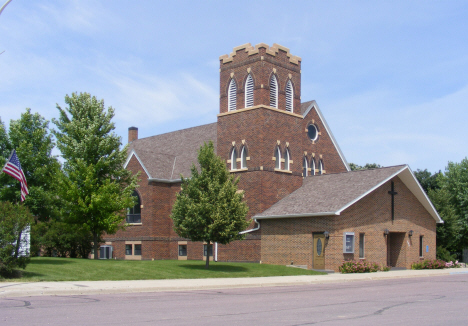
[127,191,141,223]
[231,147,237,170]
[303,157,308,177]
[275,146,281,169]
[269,75,278,108]
[245,74,254,108]
[240,146,247,169]
[311,158,316,176]
[284,148,291,171]
[285,80,293,112]
[228,79,237,111]
[319,159,324,175]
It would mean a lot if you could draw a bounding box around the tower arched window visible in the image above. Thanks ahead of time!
[319,159,324,175]
[230,147,238,170]
[269,75,278,108]
[303,157,308,177]
[284,148,291,171]
[245,74,254,108]
[274,146,281,169]
[127,191,141,223]
[285,80,294,112]
[240,146,248,169]
[228,79,237,111]
[311,158,316,176]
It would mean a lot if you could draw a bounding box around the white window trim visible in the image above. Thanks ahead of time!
[303,157,308,177]
[240,146,247,169]
[285,149,291,171]
[319,160,324,175]
[311,159,316,175]
[285,80,293,112]
[230,148,237,171]
[275,147,281,169]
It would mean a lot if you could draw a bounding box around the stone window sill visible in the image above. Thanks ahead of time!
[274,168,292,174]
[230,168,248,173]
[126,223,142,226]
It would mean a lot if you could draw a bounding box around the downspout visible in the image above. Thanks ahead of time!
[239,218,261,234]
[214,242,218,262]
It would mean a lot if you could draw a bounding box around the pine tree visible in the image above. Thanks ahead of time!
[171,141,249,268]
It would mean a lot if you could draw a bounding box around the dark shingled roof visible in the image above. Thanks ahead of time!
[128,123,217,180]
[301,100,314,116]
[255,165,407,218]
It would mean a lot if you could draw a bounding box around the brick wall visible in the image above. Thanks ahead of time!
[260,176,437,271]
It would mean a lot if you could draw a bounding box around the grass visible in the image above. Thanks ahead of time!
[2,257,326,282]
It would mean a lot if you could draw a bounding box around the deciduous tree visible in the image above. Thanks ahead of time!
[53,92,138,259]
[171,141,249,269]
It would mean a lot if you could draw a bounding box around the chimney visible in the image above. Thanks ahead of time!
[128,127,138,143]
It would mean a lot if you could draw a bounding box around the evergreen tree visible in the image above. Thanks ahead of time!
[171,141,249,269]
[53,92,139,259]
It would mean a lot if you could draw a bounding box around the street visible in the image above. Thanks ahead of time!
[2,273,467,325]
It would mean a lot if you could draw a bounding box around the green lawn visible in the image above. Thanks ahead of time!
[3,257,325,282]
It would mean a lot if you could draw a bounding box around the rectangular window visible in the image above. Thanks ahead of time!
[359,233,365,259]
[343,232,355,253]
[203,244,213,257]
[419,236,423,257]
[125,244,132,255]
[178,245,187,256]
[134,244,142,256]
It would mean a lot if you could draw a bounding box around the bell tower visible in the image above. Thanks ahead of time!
[217,43,304,231]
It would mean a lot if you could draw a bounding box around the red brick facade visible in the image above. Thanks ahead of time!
[101,43,439,270]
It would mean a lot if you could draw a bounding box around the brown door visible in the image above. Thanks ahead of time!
[313,233,325,269]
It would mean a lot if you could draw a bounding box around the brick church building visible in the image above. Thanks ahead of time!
[102,43,443,271]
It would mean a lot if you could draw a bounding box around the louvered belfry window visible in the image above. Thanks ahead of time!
[245,74,254,108]
[285,80,293,112]
[228,78,237,111]
[269,75,278,108]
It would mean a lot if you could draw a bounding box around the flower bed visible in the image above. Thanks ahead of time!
[411,259,446,269]
[339,260,387,273]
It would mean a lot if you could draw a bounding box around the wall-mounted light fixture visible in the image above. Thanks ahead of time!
[408,230,414,237]
[384,229,389,236]
[324,231,330,239]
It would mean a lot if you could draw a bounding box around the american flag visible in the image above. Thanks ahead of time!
[2,149,29,201]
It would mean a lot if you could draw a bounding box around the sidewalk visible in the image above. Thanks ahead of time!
[1,268,467,298]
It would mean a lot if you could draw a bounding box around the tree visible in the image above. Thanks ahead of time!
[0,109,62,220]
[0,201,34,277]
[53,92,139,259]
[349,163,382,171]
[414,169,441,193]
[171,141,249,269]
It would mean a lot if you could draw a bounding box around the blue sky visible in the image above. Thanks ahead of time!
[1,1,467,173]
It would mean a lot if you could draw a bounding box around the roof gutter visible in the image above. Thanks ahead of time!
[148,178,182,184]
[254,212,339,220]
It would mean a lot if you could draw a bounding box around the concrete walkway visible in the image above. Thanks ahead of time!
[1,268,468,298]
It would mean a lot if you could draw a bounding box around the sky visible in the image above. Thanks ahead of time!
[1,0,467,173]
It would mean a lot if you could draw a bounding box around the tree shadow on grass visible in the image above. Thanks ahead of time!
[30,258,73,265]
[179,264,248,272]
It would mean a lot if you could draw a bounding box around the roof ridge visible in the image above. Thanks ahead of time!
[133,122,217,142]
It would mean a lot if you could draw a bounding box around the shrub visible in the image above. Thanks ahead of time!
[339,260,381,273]
[411,259,446,270]
[0,202,34,278]
[436,246,457,262]
[445,261,461,268]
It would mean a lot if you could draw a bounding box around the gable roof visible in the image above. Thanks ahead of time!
[124,123,217,182]
[301,100,350,171]
[254,165,443,223]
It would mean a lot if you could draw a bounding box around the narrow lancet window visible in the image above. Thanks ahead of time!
[269,75,278,108]
[240,146,247,169]
[303,157,308,177]
[311,158,316,175]
[228,79,237,111]
[284,148,291,171]
[230,148,237,170]
[245,74,254,108]
[275,146,281,169]
[285,80,293,112]
[319,159,324,175]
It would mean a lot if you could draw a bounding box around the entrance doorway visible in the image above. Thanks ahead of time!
[387,232,406,268]
[313,233,325,269]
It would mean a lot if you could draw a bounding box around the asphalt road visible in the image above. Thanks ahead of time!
[2,274,467,326]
